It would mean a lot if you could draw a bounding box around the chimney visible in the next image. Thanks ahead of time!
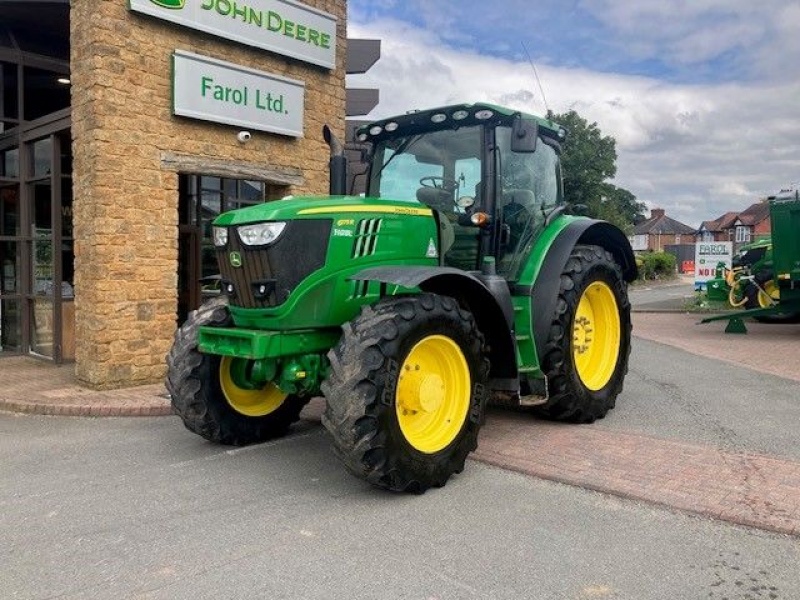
[651,208,665,219]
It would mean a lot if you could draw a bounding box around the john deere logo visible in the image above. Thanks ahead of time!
[229,252,242,268]
[149,0,185,8]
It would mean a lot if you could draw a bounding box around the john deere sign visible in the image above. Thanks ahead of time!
[172,50,305,137]
[129,0,337,69]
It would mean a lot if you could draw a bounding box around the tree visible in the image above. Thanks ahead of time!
[547,109,645,233]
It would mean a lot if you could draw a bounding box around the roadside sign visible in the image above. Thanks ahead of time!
[694,242,732,289]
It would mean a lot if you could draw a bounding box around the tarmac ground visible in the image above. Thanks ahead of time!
[2,296,799,537]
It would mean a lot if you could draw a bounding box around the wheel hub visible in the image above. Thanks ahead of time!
[397,366,445,414]
[573,315,594,355]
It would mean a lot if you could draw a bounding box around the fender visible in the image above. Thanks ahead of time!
[352,266,518,387]
[515,219,637,365]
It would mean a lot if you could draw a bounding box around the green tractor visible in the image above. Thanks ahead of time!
[166,103,637,492]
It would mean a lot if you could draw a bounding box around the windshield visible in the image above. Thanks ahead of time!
[368,126,482,212]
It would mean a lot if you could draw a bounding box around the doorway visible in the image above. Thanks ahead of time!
[0,115,72,361]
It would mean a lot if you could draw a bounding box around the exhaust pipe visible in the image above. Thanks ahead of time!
[323,124,347,196]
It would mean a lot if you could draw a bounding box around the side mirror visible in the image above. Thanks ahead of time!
[511,114,538,153]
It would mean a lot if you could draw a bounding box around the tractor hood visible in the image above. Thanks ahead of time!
[212,195,433,226]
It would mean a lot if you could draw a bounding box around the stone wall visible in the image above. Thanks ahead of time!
[70,0,347,388]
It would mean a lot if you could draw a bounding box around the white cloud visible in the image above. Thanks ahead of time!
[347,19,800,228]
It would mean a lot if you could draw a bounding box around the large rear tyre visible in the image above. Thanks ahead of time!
[166,298,309,445]
[321,294,489,493]
[534,245,632,423]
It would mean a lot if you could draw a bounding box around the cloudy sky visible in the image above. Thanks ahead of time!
[346,0,800,228]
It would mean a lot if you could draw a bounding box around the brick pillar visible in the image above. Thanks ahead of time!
[71,0,179,388]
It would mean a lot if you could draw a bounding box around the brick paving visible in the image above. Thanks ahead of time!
[1,311,799,536]
[632,312,800,383]
[473,413,800,537]
[0,356,170,417]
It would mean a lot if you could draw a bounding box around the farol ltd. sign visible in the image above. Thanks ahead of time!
[172,50,305,137]
[129,0,337,69]
[694,241,733,289]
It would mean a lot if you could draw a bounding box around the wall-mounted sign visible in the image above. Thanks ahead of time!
[172,50,305,137]
[129,0,337,70]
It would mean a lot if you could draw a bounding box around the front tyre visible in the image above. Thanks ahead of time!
[535,245,632,423]
[166,298,309,445]
[321,294,489,493]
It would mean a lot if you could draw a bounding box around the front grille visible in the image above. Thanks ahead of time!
[217,219,331,309]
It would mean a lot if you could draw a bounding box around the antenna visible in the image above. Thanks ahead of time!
[521,41,549,115]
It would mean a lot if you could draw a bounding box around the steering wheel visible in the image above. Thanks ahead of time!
[419,176,459,192]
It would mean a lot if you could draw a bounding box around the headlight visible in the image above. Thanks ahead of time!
[212,226,228,247]
[237,222,287,246]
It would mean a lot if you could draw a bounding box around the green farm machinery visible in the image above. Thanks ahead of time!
[166,103,637,492]
[702,189,800,331]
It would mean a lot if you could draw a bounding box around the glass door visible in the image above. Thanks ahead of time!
[0,141,22,354]
[23,130,73,361]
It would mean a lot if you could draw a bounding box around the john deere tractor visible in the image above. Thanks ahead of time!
[166,103,637,493]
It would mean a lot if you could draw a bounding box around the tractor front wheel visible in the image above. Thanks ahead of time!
[166,298,309,445]
[535,245,632,422]
[321,294,489,493]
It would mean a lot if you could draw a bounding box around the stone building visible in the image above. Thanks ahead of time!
[0,0,347,388]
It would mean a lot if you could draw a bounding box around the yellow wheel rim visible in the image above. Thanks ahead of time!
[757,280,780,308]
[573,281,621,391]
[219,356,287,417]
[395,335,471,454]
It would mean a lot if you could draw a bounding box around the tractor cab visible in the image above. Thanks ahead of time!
[356,104,567,278]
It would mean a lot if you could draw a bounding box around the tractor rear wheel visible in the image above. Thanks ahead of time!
[166,298,309,445]
[321,294,489,493]
[534,245,632,422]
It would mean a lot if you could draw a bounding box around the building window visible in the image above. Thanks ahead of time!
[701,231,713,242]
[675,234,681,244]
[631,234,648,251]
[735,225,751,243]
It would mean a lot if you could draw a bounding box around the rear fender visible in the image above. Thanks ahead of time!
[517,219,636,363]
[352,266,518,388]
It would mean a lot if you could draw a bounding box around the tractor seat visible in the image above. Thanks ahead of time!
[417,187,453,213]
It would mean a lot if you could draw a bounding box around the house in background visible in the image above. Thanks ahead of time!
[696,212,738,243]
[630,208,696,252]
[697,200,771,250]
